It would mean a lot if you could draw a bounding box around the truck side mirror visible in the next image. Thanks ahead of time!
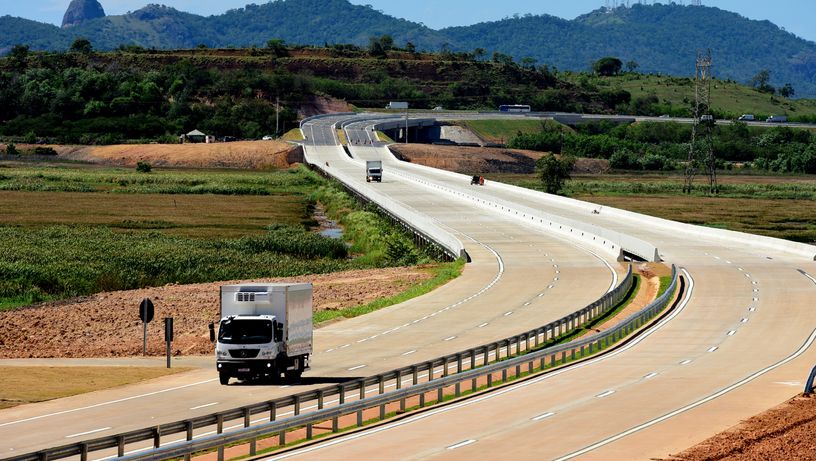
[273,320,283,342]
[209,322,215,343]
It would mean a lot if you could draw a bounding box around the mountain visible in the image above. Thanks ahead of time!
[2,1,816,97]
[442,4,816,97]
[62,0,106,28]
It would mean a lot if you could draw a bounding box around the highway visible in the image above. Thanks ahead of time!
[0,120,619,455]
[261,114,816,460]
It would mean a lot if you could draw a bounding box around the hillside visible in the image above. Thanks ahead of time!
[2,2,816,97]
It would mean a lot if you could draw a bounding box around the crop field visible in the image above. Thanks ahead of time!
[0,164,433,311]
[495,172,816,244]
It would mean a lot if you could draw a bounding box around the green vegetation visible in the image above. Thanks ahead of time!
[506,119,816,174]
[563,72,816,121]
[536,153,575,194]
[457,119,567,143]
[0,165,444,310]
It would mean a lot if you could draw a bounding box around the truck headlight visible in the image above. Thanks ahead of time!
[216,350,229,358]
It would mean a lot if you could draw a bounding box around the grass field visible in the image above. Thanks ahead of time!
[0,367,188,409]
[495,172,816,244]
[457,119,568,143]
[563,73,816,119]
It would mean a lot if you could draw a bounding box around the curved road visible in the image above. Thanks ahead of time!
[264,114,816,460]
[0,120,619,455]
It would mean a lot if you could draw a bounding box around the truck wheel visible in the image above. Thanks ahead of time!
[219,373,230,385]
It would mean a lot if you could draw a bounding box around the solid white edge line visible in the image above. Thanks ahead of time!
[554,327,816,461]
[261,269,694,461]
[0,379,217,428]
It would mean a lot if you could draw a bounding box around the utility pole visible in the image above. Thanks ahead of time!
[684,49,717,194]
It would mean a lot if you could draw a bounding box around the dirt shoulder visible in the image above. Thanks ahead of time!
[7,140,300,169]
[666,395,816,460]
[0,267,434,359]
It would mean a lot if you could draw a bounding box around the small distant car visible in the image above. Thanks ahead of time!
[659,114,671,118]
[433,106,444,111]
[262,135,274,140]
[738,114,755,121]
[700,114,714,122]
[222,136,237,142]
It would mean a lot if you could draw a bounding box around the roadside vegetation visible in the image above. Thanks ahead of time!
[0,165,445,311]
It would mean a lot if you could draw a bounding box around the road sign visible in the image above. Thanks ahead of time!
[139,298,154,323]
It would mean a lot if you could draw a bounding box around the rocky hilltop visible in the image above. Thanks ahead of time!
[62,0,106,28]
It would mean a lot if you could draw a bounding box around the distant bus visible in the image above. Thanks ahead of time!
[499,104,531,113]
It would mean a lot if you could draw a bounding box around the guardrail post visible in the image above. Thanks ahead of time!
[269,401,277,421]
[244,407,251,427]
[37,452,47,461]
[502,368,508,383]
[412,366,419,385]
[332,414,339,433]
[357,408,363,427]
[516,364,522,379]
[339,385,345,404]
[217,414,224,434]
[428,361,434,381]
[117,435,125,457]
[379,375,385,395]
[359,379,366,400]
[184,421,194,461]
[437,386,444,404]
[250,438,257,455]
[153,426,161,448]
[307,422,313,440]
[80,443,88,461]
[279,430,286,447]
[294,395,301,416]
[318,390,324,410]
[488,372,493,388]
[484,345,490,366]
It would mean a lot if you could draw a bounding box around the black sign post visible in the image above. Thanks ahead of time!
[164,317,173,368]
[139,298,154,356]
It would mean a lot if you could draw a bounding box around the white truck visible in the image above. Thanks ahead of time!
[214,283,313,385]
[366,160,383,182]
[766,115,788,123]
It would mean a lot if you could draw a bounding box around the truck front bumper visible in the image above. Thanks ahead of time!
[217,360,276,376]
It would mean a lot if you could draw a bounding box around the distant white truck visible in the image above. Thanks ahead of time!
[766,115,788,123]
[386,101,409,110]
[738,114,755,121]
[366,160,383,182]
[214,283,313,385]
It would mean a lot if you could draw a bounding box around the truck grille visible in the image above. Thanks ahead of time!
[228,349,260,359]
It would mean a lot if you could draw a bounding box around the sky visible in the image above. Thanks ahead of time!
[2,0,814,43]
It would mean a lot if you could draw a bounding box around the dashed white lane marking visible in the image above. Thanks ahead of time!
[447,440,477,450]
[478,322,489,328]
[402,350,417,356]
[727,330,736,336]
[347,365,366,371]
[643,372,658,380]
[532,412,556,421]
[524,302,531,306]
[339,344,350,349]
[741,318,749,323]
[596,390,615,398]
[66,427,111,438]
[444,336,457,341]
[504,311,514,317]
[707,346,719,352]
[189,402,219,411]
[680,359,692,365]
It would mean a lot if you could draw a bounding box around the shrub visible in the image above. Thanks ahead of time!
[32,147,57,156]
[136,161,152,173]
[4,143,19,156]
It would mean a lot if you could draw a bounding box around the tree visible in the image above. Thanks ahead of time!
[626,60,639,73]
[779,83,795,98]
[4,143,19,156]
[266,39,289,57]
[751,69,775,94]
[521,56,537,70]
[69,37,93,54]
[405,41,416,54]
[9,45,29,69]
[473,48,486,61]
[536,154,575,194]
[368,35,393,57]
[593,57,623,76]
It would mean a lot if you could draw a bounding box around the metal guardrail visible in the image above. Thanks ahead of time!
[112,265,679,461]
[4,265,638,461]
[805,364,816,395]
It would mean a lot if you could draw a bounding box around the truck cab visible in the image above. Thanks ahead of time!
[366,160,383,182]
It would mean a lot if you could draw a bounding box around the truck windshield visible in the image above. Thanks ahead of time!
[369,169,381,173]
[218,319,273,344]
